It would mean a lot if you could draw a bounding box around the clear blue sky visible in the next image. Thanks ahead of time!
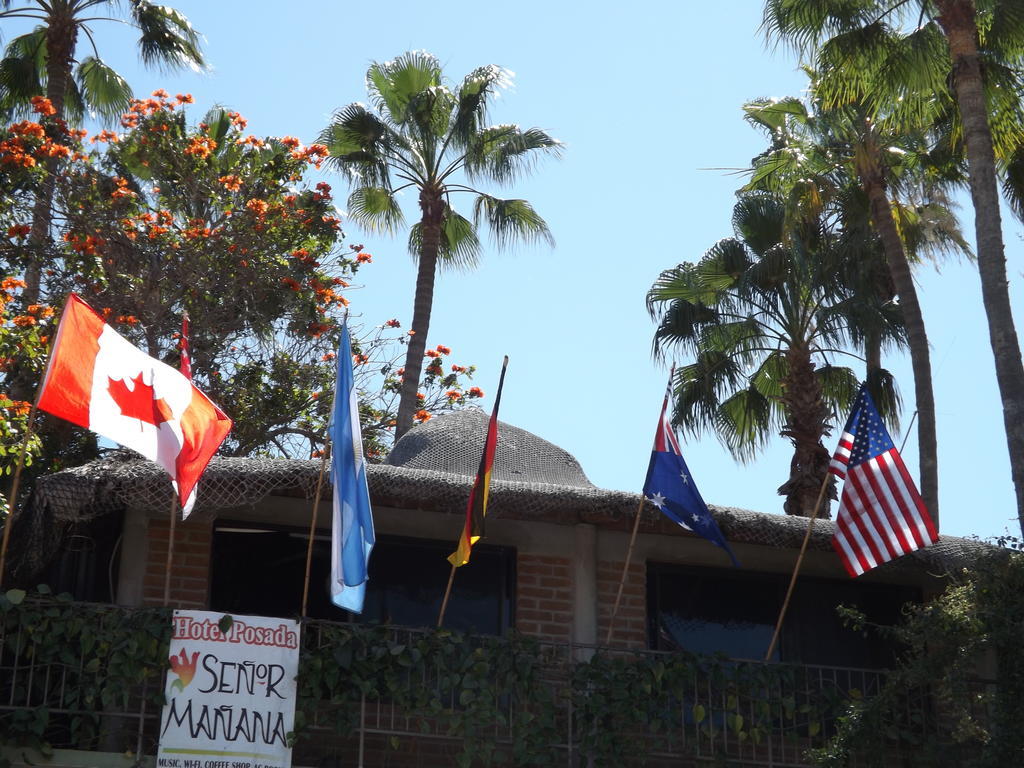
[18,0,1023,540]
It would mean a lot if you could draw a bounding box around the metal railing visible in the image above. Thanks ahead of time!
[0,604,953,767]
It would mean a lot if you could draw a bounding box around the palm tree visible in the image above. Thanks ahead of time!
[0,0,204,304]
[648,192,904,517]
[742,84,971,524]
[763,0,1024,543]
[320,51,561,439]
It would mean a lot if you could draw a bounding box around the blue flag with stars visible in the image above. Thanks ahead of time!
[643,371,739,566]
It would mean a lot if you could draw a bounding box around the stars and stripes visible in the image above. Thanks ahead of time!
[643,368,739,566]
[829,386,938,577]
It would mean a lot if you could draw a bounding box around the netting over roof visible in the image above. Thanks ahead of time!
[386,409,594,487]
[11,413,992,581]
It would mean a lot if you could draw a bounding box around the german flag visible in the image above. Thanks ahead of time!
[448,356,508,567]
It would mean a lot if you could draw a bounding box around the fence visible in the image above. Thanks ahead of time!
[0,602,947,767]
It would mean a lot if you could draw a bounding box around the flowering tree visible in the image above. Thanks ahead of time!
[0,94,481,485]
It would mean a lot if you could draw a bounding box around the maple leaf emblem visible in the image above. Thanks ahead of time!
[107,372,175,427]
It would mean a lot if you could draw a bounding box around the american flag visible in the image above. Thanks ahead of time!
[829,386,938,577]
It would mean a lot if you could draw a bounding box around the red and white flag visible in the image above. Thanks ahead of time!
[829,386,937,577]
[37,294,231,518]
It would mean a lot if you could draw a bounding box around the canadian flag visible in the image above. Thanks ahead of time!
[37,294,232,518]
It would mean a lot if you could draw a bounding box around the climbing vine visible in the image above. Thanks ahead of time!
[0,592,942,766]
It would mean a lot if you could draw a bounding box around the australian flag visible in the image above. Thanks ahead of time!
[643,371,739,566]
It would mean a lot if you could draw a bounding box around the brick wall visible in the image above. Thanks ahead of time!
[597,559,647,649]
[515,553,572,642]
[142,517,212,609]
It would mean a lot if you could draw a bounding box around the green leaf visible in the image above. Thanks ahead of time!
[6,589,25,605]
[692,703,706,723]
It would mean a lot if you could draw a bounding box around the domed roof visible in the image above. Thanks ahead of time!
[384,408,594,488]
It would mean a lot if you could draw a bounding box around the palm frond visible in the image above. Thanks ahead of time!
[408,207,481,271]
[319,104,398,185]
[0,30,43,119]
[715,385,775,461]
[463,124,563,184]
[732,193,786,256]
[451,64,512,144]
[348,187,405,233]
[75,56,132,123]
[366,51,442,124]
[472,194,553,249]
[130,0,204,72]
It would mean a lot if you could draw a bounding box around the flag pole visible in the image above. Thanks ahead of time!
[764,472,832,661]
[301,444,331,617]
[437,562,457,628]
[163,492,179,606]
[605,495,648,645]
[0,398,42,591]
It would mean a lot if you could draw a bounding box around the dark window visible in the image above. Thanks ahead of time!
[210,523,515,635]
[45,511,124,603]
[647,563,919,668]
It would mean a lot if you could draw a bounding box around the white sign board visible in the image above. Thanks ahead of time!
[157,611,301,768]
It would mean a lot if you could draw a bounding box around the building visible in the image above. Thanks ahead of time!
[1,409,987,767]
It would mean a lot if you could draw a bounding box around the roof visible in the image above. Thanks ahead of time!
[16,408,990,581]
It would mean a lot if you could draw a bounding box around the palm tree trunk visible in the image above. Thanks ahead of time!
[777,345,834,517]
[863,178,940,525]
[24,9,78,307]
[395,188,443,440]
[937,0,1024,536]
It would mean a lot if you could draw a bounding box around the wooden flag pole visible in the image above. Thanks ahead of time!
[162,492,179,606]
[437,562,457,628]
[605,495,648,645]
[0,398,42,591]
[301,444,332,617]
[764,472,832,661]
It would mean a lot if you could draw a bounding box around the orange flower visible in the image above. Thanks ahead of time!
[151,89,170,99]
[355,252,372,263]
[218,174,242,191]
[30,96,56,116]
[353,353,369,365]
[11,315,35,327]
[425,349,439,358]
[467,387,484,398]
[26,304,54,318]
[4,399,31,416]
[175,93,194,105]
[1,277,27,291]
[90,129,120,144]
[416,392,425,401]
[246,198,269,216]
[280,277,300,291]
[321,352,337,361]
[116,315,139,325]
[184,136,217,159]
[436,344,451,355]
[385,318,401,328]
[227,111,247,130]
[414,409,432,423]
[6,224,30,238]
[445,390,461,400]
[280,136,301,149]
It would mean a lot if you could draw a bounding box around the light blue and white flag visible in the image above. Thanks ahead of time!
[330,325,375,613]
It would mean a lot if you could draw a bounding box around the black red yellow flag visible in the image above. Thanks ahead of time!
[448,356,508,567]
